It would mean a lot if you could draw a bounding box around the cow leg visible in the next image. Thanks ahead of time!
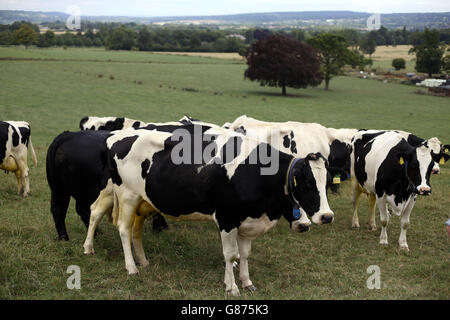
[378,197,389,245]
[116,196,139,275]
[14,170,24,196]
[50,192,70,241]
[152,213,168,233]
[237,235,255,292]
[398,197,416,251]
[83,189,112,255]
[132,214,149,267]
[16,159,30,197]
[220,228,240,297]
[351,180,362,228]
[367,194,377,231]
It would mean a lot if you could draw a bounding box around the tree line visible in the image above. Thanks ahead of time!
[2,20,450,54]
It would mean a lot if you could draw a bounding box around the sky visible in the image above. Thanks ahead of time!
[1,0,449,17]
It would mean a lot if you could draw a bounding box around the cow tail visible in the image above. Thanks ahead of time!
[29,137,37,167]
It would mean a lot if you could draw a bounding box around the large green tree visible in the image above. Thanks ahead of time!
[409,29,445,77]
[244,34,322,96]
[307,33,355,90]
[12,24,37,48]
[359,33,376,57]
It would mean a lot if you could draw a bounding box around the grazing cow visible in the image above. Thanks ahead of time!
[224,115,357,191]
[46,130,112,240]
[350,131,448,250]
[80,116,146,131]
[0,121,37,197]
[84,124,333,296]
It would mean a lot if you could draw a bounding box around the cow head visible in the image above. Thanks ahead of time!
[397,143,448,196]
[425,137,445,174]
[289,153,334,225]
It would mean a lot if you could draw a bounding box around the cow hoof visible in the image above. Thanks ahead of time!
[368,225,377,231]
[84,248,95,255]
[399,245,409,252]
[352,223,360,228]
[127,267,139,275]
[58,234,69,241]
[138,260,150,268]
[226,287,240,297]
[379,240,388,246]
[244,284,257,292]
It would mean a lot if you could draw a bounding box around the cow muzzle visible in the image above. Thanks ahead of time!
[418,186,431,195]
[292,219,311,233]
[321,213,334,224]
[311,212,334,225]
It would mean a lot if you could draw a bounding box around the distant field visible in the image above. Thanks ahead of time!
[152,51,243,60]
[0,46,449,300]
[367,45,416,72]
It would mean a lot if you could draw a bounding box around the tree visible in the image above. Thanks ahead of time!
[105,26,135,50]
[392,58,406,70]
[359,33,376,57]
[12,24,37,48]
[37,30,56,47]
[244,34,322,96]
[307,33,355,90]
[137,27,153,51]
[409,29,445,77]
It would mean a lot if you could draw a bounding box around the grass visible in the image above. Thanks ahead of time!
[0,46,449,300]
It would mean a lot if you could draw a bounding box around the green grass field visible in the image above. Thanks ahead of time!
[0,46,449,300]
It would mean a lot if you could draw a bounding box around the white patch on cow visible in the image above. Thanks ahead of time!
[414,145,433,194]
[237,214,279,240]
[309,158,334,224]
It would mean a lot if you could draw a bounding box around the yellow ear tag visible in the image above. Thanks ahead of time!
[333,176,341,184]
[399,157,404,165]
[445,148,449,153]
[440,157,445,165]
[293,176,297,187]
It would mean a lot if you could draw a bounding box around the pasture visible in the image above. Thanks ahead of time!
[0,46,449,300]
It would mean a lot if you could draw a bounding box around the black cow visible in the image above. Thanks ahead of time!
[46,130,112,240]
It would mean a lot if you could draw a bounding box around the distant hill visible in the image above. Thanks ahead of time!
[1,10,449,29]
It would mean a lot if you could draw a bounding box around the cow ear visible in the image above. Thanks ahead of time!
[432,152,450,164]
[441,144,450,153]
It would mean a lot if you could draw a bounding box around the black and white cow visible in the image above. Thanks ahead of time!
[83,123,334,296]
[47,119,198,240]
[79,116,181,233]
[224,115,357,192]
[395,130,449,175]
[351,129,449,231]
[351,130,448,251]
[0,121,37,197]
[80,116,146,131]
